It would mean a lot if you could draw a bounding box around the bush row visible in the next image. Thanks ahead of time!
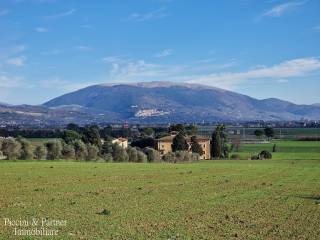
[0,138,200,163]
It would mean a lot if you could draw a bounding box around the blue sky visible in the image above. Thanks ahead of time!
[0,0,320,105]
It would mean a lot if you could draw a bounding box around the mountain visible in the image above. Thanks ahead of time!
[41,81,320,123]
[1,81,319,126]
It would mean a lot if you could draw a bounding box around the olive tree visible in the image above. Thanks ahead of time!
[34,145,47,160]
[2,138,21,160]
[45,140,62,160]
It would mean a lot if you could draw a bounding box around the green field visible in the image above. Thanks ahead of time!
[0,140,319,239]
[0,159,320,239]
[237,140,320,160]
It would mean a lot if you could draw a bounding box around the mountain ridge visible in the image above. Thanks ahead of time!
[1,81,319,125]
[42,81,320,123]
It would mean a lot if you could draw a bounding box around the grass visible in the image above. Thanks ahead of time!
[0,159,320,239]
[236,140,320,160]
[198,127,320,139]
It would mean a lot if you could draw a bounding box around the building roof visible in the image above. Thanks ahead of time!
[112,137,128,142]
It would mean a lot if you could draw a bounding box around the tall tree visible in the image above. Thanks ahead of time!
[186,125,198,135]
[62,130,82,144]
[172,132,189,152]
[211,125,228,159]
[190,136,204,156]
[131,137,155,149]
[67,123,80,132]
[101,139,113,156]
[264,127,275,141]
[142,127,154,137]
[211,130,222,158]
[168,124,185,134]
[82,126,101,147]
[254,129,264,139]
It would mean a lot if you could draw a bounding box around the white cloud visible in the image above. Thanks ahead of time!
[35,27,48,32]
[6,56,26,67]
[101,56,320,89]
[102,56,182,81]
[260,1,306,18]
[155,49,173,58]
[187,57,320,89]
[0,9,9,16]
[45,9,76,19]
[128,8,168,22]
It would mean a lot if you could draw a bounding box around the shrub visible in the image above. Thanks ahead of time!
[137,150,147,163]
[45,140,62,160]
[112,144,129,162]
[2,138,21,160]
[162,152,176,163]
[86,144,99,161]
[230,154,241,160]
[251,155,259,160]
[259,150,272,160]
[34,145,47,160]
[18,138,34,160]
[73,140,87,160]
[175,151,189,162]
[190,153,200,162]
[103,153,113,162]
[61,144,75,160]
[162,151,199,163]
[127,147,138,162]
[144,147,161,162]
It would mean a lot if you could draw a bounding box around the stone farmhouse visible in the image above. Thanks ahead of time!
[156,134,211,159]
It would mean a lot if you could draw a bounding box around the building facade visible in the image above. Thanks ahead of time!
[111,138,128,149]
[157,134,211,159]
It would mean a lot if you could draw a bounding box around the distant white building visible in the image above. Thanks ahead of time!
[112,138,128,149]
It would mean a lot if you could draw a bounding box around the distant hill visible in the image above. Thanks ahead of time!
[41,81,320,123]
[1,81,320,125]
